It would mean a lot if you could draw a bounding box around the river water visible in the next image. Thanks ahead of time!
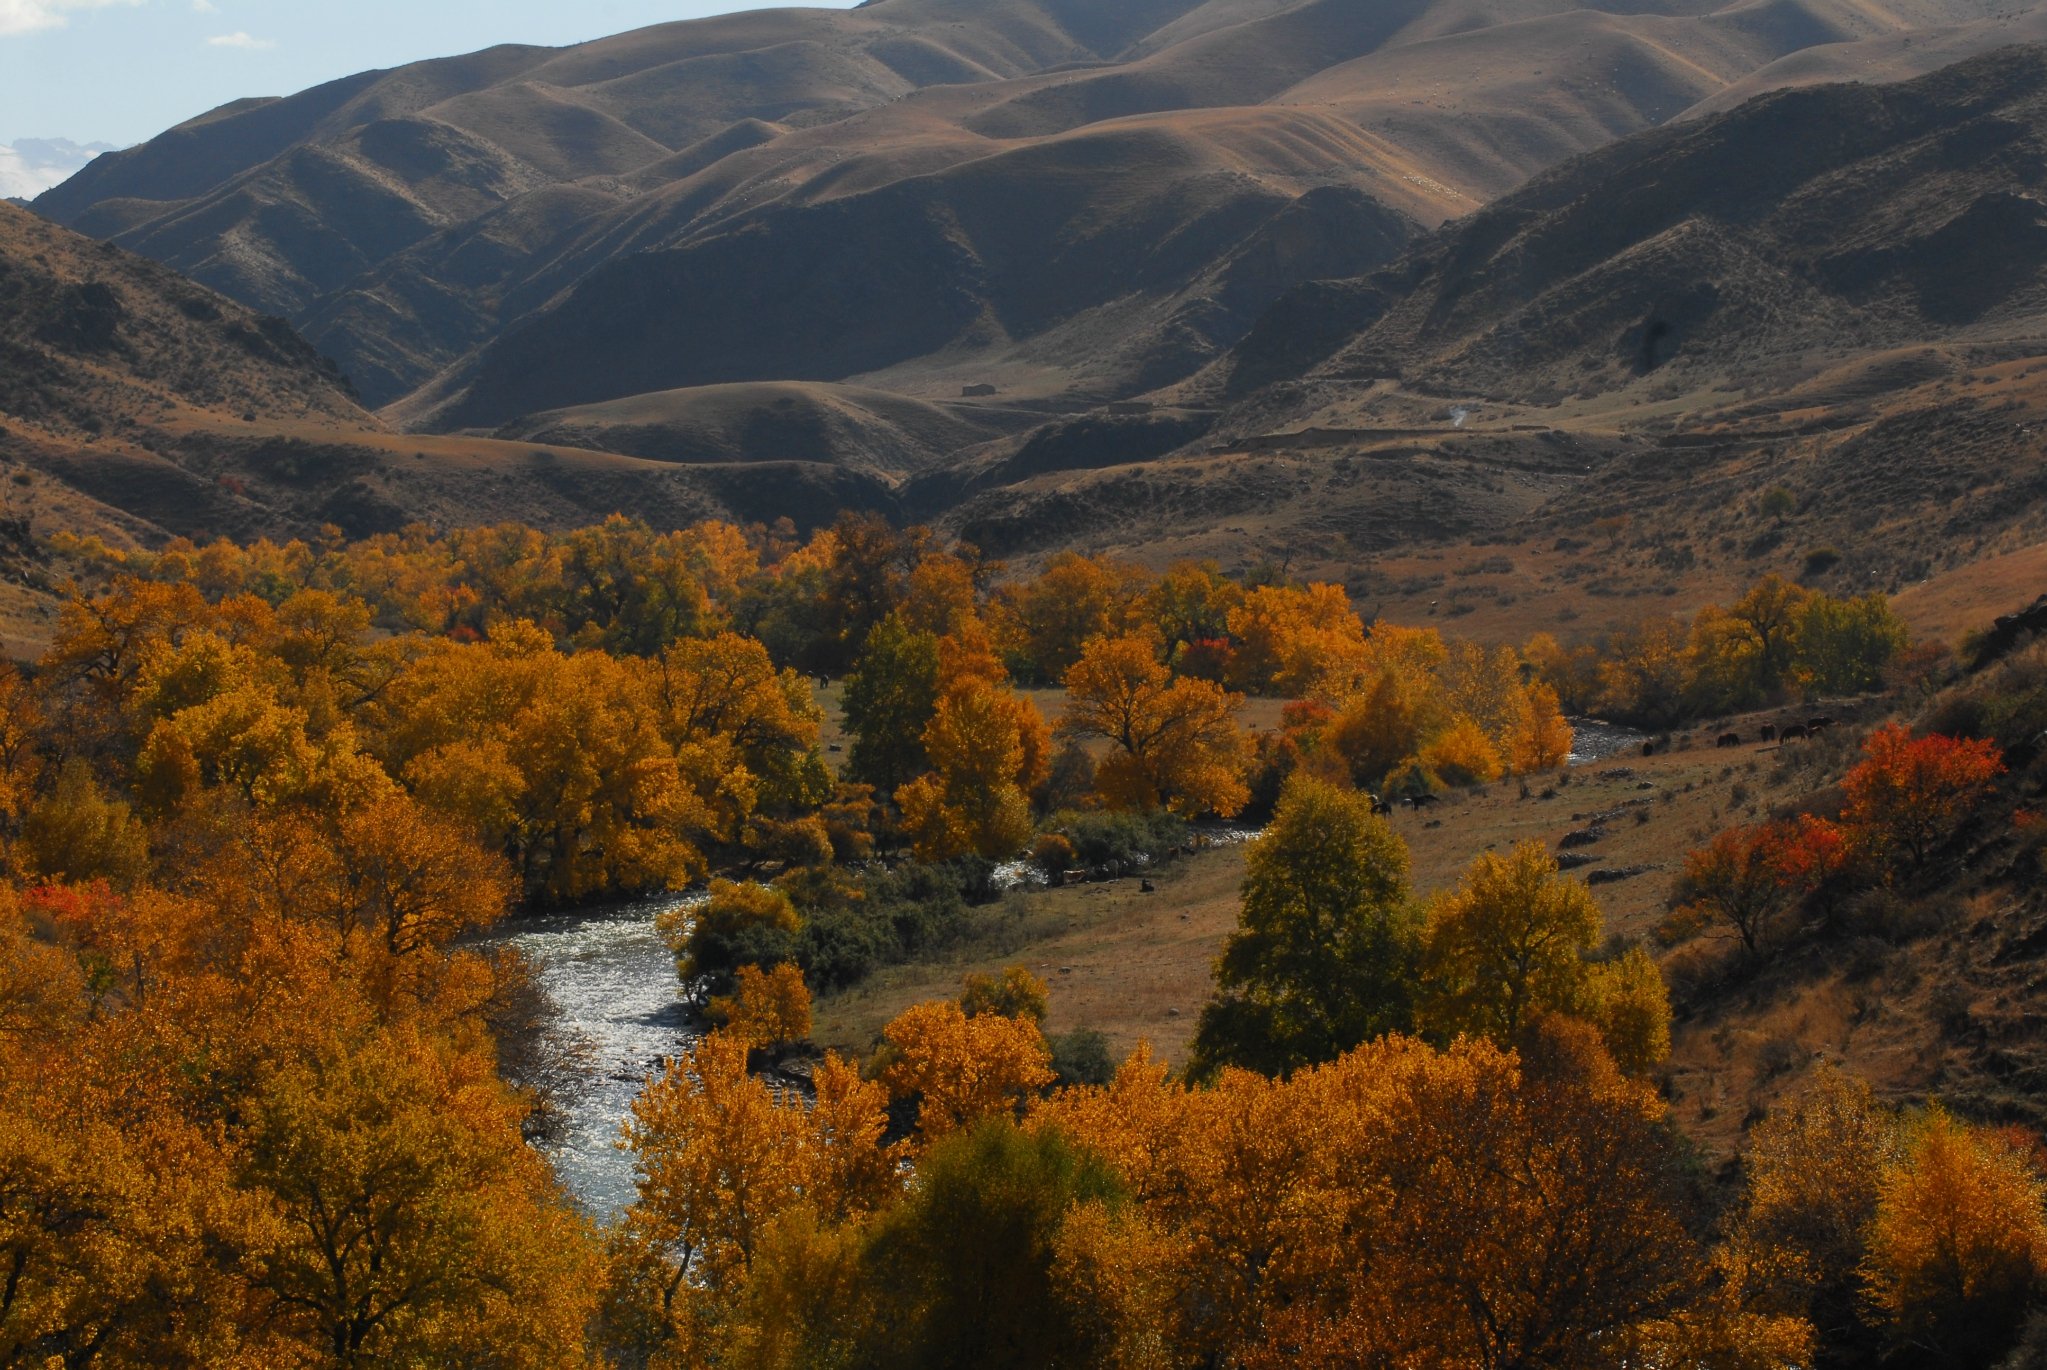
[499,720,1647,1218]
[488,894,703,1222]
[1566,717,1651,766]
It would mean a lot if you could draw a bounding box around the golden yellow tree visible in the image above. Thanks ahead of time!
[896,681,1046,862]
[1061,634,1249,818]
[1225,583,1369,699]
[714,963,814,1052]
[1863,1109,2047,1364]
[1421,841,1603,1046]
[880,1000,1054,1143]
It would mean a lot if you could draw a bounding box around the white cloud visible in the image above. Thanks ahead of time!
[206,29,272,49]
[0,0,145,38]
[190,0,216,9]
[0,139,114,198]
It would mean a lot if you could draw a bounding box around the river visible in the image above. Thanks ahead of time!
[1566,717,1651,766]
[500,719,1647,1218]
[488,894,703,1222]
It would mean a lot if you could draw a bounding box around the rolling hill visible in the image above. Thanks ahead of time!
[0,203,955,652]
[906,45,2047,645]
[39,0,2047,434]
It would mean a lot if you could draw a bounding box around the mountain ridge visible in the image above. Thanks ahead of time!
[41,0,2047,426]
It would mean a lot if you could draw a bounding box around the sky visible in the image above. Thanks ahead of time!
[1,0,860,148]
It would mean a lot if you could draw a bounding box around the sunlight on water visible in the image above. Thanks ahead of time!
[491,893,705,1222]
[1566,718,1650,766]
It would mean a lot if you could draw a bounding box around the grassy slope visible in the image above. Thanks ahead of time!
[810,703,1826,1067]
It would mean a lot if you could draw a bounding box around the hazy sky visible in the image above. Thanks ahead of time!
[1,0,860,147]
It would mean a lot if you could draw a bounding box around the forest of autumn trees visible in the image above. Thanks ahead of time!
[0,513,2008,1367]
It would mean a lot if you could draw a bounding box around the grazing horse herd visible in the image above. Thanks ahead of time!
[1715,716,1837,749]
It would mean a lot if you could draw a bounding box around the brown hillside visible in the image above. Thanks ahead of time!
[0,204,950,652]
[912,46,2047,638]
[39,0,2040,425]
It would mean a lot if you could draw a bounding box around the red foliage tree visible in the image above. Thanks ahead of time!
[1842,725,2003,868]
[1767,813,1858,924]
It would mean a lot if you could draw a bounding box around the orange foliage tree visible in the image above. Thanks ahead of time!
[1060,633,1250,818]
[1843,724,2004,868]
[879,999,1054,1144]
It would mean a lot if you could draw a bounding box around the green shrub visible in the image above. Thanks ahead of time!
[1055,809,1188,876]
[1048,1029,1115,1087]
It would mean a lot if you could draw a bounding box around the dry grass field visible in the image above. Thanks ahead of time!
[812,708,1884,1155]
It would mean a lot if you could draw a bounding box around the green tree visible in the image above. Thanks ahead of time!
[852,1119,1123,1370]
[675,880,801,997]
[1421,841,1602,1047]
[1188,776,1420,1078]
[842,614,941,796]
[1797,592,1908,696]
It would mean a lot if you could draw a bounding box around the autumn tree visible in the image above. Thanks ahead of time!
[614,1032,896,1362]
[1863,1108,2047,1366]
[1730,1067,1899,1352]
[1672,824,1798,958]
[1511,679,1576,774]
[1843,724,2004,868]
[879,999,1054,1143]
[376,630,710,902]
[1147,561,1243,670]
[1325,665,1448,791]
[1595,616,1694,728]
[1060,633,1250,818]
[1189,776,1420,1078]
[1771,812,1859,924]
[677,880,801,994]
[1248,1036,1704,1369]
[240,1022,598,1366]
[1225,583,1369,699]
[999,553,1147,683]
[1579,947,1673,1076]
[842,614,942,795]
[1419,715,1504,787]
[711,962,813,1053]
[1421,841,1603,1047]
[1690,574,1813,709]
[960,965,1051,1023]
[896,681,1048,862]
[18,758,148,888]
[654,631,831,858]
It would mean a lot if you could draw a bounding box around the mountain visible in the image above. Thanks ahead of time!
[1217,44,2047,408]
[933,43,2047,635]
[0,202,938,640]
[39,0,2047,429]
[0,139,115,200]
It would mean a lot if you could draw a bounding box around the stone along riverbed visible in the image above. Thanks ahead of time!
[496,719,1648,1217]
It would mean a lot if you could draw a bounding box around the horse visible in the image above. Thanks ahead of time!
[1717,732,1743,749]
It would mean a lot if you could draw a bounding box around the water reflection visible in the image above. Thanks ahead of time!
[489,893,702,1222]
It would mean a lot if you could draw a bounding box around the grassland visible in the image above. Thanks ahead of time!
[812,704,1888,1161]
